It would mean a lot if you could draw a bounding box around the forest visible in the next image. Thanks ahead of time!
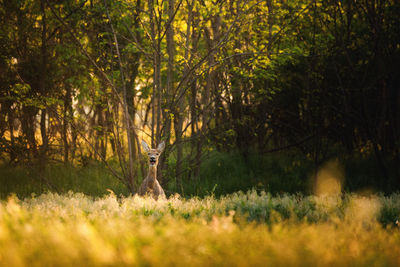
[1,1,400,266]
[0,0,399,197]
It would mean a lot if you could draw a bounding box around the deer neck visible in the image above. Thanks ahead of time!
[148,165,157,182]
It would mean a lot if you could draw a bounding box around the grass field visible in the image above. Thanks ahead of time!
[2,151,394,199]
[1,190,400,266]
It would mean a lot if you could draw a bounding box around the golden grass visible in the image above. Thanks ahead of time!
[0,191,399,266]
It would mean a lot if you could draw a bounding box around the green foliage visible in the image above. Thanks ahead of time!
[1,0,399,194]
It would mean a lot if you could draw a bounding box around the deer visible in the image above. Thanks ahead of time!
[138,140,166,199]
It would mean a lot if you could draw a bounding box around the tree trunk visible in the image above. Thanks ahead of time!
[104,0,135,192]
[39,0,48,163]
[63,85,71,164]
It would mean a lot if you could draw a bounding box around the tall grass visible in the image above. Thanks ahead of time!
[0,164,129,199]
[0,150,398,199]
[1,191,400,266]
[168,150,399,197]
[168,151,314,197]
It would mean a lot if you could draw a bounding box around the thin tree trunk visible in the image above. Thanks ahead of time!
[166,0,176,189]
[40,109,48,159]
[39,0,48,163]
[149,0,157,146]
[174,0,193,191]
[8,108,15,163]
[104,0,135,192]
[63,85,72,164]
[165,0,175,144]
[22,106,38,159]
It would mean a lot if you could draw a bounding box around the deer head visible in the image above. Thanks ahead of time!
[141,140,165,167]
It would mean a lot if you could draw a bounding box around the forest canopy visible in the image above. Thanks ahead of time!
[0,0,399,195]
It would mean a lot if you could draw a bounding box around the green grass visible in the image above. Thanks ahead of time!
[166,150,314,197]
[1,150,399,266]
[167,150,399,197]
[0,164,129,199]
[0,150,398,199]
[1,151,313,199]
[1,191,400,266]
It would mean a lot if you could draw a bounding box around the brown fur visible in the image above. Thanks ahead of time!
[138,140,166,199]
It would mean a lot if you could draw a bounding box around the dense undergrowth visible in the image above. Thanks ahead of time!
[1,151,397,199]
[1,191,400,266]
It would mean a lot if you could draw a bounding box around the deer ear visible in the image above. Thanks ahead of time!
[141,140,150,152]
[157,141,165,153]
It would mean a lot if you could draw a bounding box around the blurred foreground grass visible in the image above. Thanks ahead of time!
[1,190,400,266]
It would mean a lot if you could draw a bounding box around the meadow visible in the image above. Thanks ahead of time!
[1,0,399,264]
[1,190,400,266]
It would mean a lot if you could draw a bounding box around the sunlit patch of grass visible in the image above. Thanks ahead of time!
[0,191,400,266]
